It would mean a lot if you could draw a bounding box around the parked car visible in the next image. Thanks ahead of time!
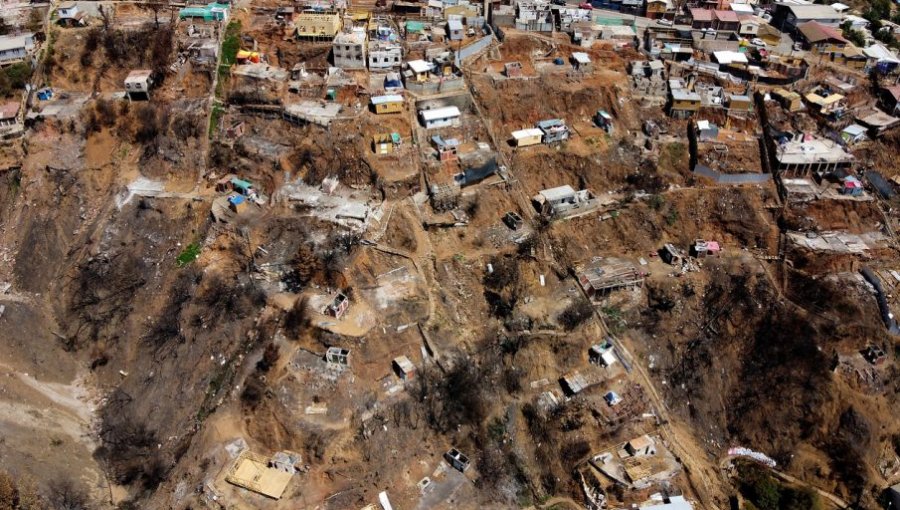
[657,18,674,26]
[444,448,471,472]
[503,211,524,230]
[751,38,766,47]
[578,2,593,9]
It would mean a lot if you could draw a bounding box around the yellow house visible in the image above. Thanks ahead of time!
[295,11,342,38]
[371,94,404,114]
[772,88,803,112]
[671,89,701,113]
[372,133,401,154]
[645,0,672,19]
[444,5,478,18]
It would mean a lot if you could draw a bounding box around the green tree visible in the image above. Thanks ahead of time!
[751,475,781,510]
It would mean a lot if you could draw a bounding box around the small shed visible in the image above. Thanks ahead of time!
[594,110,613,133]
[393,355,415,380]
[325,347,350,366]
[571,52,592,70]
[371,94,404,114]
[589,343,617,367]
[511,128,544,147]
[447,19,464,41]
[230,177,254,196]
[326,292,349,318]
[604,391,623,406]
[841,123,867,145]
[561,371,589,396]
[372,133,402,154]
[625,435,657,457]
[536,119,570,144]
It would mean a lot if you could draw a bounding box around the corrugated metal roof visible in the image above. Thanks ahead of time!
[371,94,404,105]
[420,106,460,121]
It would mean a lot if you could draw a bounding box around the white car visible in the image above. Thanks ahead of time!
[657,18,674,26]
[751,38,766,47]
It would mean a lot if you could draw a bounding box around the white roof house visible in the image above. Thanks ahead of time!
[863,44,900,64]
[640,495,694,510]
[512,128,544,140]
[407,59,434,74]
[712,51,749,65]
[448,19,464,31]
[537,185,577,202]
[420,106,460,121]
[572,52,592,64]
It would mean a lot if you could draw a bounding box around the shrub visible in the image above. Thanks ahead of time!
[558,297,593,331]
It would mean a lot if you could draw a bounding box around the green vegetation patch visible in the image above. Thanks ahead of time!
[176,243,201,267]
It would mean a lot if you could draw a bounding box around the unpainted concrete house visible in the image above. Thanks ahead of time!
[333,30,367,70]
[124,70,154,100]
[532,185,598,218]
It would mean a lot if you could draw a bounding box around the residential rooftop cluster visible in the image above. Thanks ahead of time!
[2,0,900,507]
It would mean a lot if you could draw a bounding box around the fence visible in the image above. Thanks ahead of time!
[454,23,495,66]
[693,164,772,185]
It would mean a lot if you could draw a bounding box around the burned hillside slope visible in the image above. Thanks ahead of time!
[637,259,896,504]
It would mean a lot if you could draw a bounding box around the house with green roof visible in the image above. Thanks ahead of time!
[179,3,229,22]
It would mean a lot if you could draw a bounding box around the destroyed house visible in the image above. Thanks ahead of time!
[326,293,349,318]
[536,119,570,144]
[454,159,498,187]
[532,185,598,218]
[226,451,294,499]
[393,355,415,380]
[660,243,685,265]
[326,347,350,366]
[805,91,845,118]
[578,261,643,297]
[560,371,590,396]
[504,61,523,77]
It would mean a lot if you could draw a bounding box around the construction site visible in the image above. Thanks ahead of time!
[1,0,900,509]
